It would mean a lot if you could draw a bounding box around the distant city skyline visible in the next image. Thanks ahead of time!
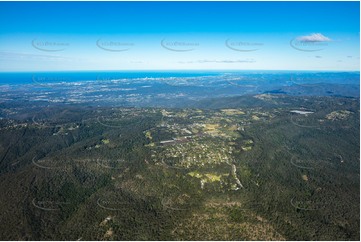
[0,1,359,71]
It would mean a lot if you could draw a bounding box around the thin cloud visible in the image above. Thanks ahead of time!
[179,59,256,64]
[315,56,322,58]
[297,33,331,42]
[0,51,75,61]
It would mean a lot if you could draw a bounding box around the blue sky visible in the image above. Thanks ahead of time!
[0,1,359,71]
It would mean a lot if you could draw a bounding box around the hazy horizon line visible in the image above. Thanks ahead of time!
[0,69,360,73]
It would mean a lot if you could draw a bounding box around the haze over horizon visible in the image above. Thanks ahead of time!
[0,1,359,72]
